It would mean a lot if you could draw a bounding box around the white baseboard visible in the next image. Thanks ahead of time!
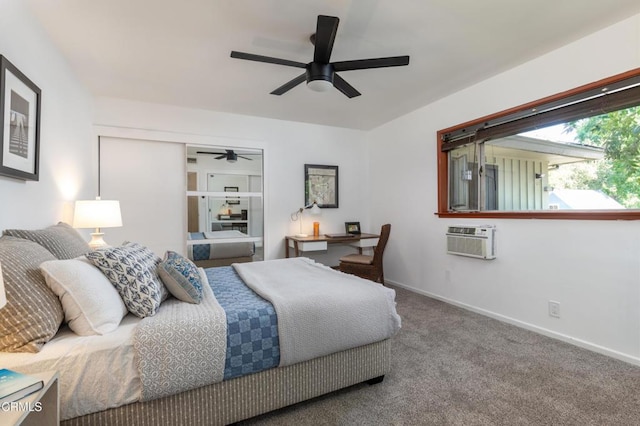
[387,279,640,367]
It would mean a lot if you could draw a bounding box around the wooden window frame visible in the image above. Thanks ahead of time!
[437,67,640,220]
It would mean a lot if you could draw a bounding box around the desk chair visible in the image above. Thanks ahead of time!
[338,224,391,284]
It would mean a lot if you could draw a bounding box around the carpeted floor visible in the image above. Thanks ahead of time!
[239,286,640,425]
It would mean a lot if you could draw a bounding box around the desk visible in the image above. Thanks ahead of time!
[212,220,248,233]
[285,233,379,258]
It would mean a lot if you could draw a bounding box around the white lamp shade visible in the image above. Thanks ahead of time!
[73,200,123,229]
[0,261,6,309]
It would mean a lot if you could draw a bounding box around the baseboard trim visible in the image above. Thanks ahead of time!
[387,279,640,367]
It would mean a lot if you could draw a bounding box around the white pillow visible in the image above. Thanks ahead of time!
[40,257,128,335]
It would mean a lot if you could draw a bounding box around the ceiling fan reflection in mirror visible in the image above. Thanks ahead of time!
[196,150,256,163]
[230,15,410,98]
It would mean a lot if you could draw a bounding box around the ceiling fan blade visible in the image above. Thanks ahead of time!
[196,151,225,155]
[333,74,361,98]
[237,155,253,161]
[313,15,339,63]
[230,51,307,68]
[332,55,410,72]
[214,155,226,160]
[270,73,307,95]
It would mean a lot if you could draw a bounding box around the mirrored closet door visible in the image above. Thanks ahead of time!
[186,145,263,266]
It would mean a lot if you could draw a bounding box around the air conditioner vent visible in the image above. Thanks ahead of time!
[446,225,496,259]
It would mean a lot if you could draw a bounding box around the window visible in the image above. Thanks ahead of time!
[437,68,640,220]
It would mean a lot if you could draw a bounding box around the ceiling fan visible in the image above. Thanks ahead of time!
[197,150,254,163]
[230,15,410,98]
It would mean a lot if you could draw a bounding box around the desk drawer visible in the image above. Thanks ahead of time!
[289,240,327,252]
[350,238,378,248]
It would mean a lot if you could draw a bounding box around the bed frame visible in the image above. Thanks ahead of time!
[62,339,390,425]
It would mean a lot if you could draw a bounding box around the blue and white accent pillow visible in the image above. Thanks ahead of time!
[157,251,203,304]
[86,242,166,318]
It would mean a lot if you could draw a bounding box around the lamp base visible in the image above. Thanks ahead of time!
[295,233,308,238]
[88,233,109,250]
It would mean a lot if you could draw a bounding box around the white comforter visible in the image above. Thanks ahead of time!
[233,257,401,366]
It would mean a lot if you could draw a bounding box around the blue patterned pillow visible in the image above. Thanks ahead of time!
[157,251,203,304]
[86,242,166,318]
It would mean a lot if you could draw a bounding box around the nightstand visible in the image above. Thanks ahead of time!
[0,370,59,426]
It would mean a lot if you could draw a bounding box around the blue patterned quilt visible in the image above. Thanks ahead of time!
[205,267,280,380]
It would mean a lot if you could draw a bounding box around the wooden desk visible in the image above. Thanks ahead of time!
[285,233,379,258]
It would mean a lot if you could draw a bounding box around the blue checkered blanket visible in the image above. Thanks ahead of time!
[205,267,280,380]
[189,232,211,261]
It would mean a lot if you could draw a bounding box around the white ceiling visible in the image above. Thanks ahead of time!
[24,0,640,130]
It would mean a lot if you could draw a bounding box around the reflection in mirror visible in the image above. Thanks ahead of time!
[186,145,264,266]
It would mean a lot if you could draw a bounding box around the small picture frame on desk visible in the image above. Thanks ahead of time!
[345,222,361,235]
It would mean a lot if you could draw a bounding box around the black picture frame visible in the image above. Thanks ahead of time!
[224,186,240,204]
[305,164,338,208]
[0,56,41,181]
[345,222,361,234]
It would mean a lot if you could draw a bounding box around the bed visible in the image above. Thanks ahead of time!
[187,230,255,268]
[0,223,401,425]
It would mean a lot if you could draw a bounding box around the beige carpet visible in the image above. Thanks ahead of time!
[239,286,640,425]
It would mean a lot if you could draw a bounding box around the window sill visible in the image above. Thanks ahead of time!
[436,210,640,220]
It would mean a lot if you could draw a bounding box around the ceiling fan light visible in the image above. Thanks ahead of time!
[307,79,333,92]
[227,152,238,162]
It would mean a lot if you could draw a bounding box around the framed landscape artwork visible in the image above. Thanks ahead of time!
[224,186,240,204]
[305,164,338,208]
[0,55,41,181]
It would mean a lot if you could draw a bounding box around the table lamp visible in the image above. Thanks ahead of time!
[219,202,232,216]
[291,202,321,237]
[73,197,123,249]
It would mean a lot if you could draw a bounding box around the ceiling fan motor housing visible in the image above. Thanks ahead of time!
[307,62,334,84]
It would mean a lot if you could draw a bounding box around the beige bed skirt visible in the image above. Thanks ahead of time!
[62,339,391,426]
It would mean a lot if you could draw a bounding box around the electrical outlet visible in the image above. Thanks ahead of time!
[548,301,560,318]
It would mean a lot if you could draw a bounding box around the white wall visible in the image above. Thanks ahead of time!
[0,0,94,230]
[93,99,370,263]
[368,14,640,364]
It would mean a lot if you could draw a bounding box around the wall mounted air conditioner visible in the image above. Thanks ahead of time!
[446,225,496,259]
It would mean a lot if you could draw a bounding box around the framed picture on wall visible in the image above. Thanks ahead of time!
[224,186,240,204]
[0,55,41,181]
[305,164,338,208]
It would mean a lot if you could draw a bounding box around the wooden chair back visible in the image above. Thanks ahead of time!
[372,224,391,269]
